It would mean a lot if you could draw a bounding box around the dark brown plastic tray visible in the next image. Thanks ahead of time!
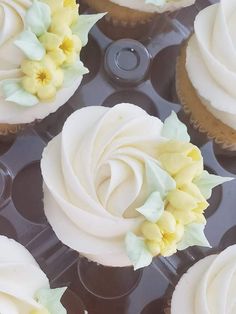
[1,0,235,313]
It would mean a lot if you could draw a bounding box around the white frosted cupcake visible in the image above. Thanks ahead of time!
[171,245,236,313]
[0,235,67,313]
[176,0,236,150]
[41,104,232,270]
[0,0,104,135]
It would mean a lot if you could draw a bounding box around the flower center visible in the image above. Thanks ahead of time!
[36,70,51,85]
[60,37,74,55]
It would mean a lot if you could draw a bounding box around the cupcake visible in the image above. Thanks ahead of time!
[0,0,104,136]
[176,0,236,151]
[82,0,195,39]
[171,245,236,313]
[0,235,67,313]
[41,104,232,270]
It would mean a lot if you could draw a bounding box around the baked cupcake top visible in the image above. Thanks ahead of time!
[0,235,66,314]
[0,0,103,124]
[110,0,195,13]
[171,245,236,314]
[41,103,232,269]
[186,0,236,130]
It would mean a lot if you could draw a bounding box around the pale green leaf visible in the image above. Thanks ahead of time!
[177,223,211,251]
[125,232,153,270]
[63,59,89,87]
[1,80,39,107]
[26,0,51,36]
[36,287,67,314]
[136,191,164,223]
[161,111,190,142]
[71,13,106,46]
[145,159,176,198]
[14,29,45,61]
[193,170,234,199]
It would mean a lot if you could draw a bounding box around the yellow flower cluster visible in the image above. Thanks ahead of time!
[141,140,208,257]
[21,0,81,101]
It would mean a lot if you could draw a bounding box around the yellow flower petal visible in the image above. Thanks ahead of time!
[53,69,64,88]
[30,309,50,314]
[141,221,162,241]
[48,49,66,66]
[159,153,192,176]
[167,189,197,211]
[21,60,42,76]
[158,141,195,155]
[50,22,71,37]
[188,146,202,161]
[72,34,82,52]
[39,32,61,51]
[157,211,176,233]
[166,204,195,225]
[64,51,77,65]
[174,161,203,187]
[175,223,184,242]
[146,240,161,256]
[53,7,74,26]
[193,213,206,224]
[42,56,57,72]
[37,85,56,100]
[181,183,205,202]
[160,240,177,257]
[21,76,38,94]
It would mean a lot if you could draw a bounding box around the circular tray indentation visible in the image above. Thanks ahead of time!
[141,299,166,314]
[204,167,222,219]
[0,216,17,240]
[105,39,151,85]
[0,139,15,156]
[0,161,12,208]
[77,257,142,300]
[219,226,236,250]
[213,144,236,175]
[12,161,46,224]
[80,35,102,85]
[151,45,180,103]
[103,90,159,116]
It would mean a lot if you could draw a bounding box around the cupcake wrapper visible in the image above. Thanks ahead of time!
[0,123,26,137]
[176,40,236,152]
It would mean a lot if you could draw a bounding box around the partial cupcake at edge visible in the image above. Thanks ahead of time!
[0,0,104,136]
[176,0,236,151]
[41,103,232,270]
[0,235,67,314]
[82,0,196,34]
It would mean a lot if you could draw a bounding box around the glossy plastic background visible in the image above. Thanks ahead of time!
[0,0,234,313]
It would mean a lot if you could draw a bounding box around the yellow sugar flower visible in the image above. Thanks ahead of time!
[40,30,82,66]
[21,56,64,101]
[141,212,184,257]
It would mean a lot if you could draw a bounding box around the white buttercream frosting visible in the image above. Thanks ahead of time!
[186,0,236,130]
[110,0,195,13]
[41,103,166,267]
[0,0,82,124]
[171,245,236,314]
[0,235,49,313]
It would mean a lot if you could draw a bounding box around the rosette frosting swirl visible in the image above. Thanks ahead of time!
[171,245,236,314]
[41,104,231,268]
[110,0,195,13]
[0,235,49,313]
[186,0,236,130]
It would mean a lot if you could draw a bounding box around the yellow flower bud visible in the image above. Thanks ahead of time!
[166,204,195,225]
[48,49,66,66]
[141,221,162,241]
[174,161,203,187]
[157,211,176,233]
[39,32,61,51]
[167,189,197,211]
[159,153,191,175]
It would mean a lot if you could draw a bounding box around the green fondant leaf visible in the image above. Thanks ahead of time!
[193,170,234,199]
[71,13,106,46]
[63,59,89,87]
[36,287,67,314]
[161,111,190,142]
[125,232,153,270]
[1,80,39,106]
[26,0,51,36]
[177,223,211,251]
[14,29,45,61]
[136,191,164,223]
[145,159,176,198]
